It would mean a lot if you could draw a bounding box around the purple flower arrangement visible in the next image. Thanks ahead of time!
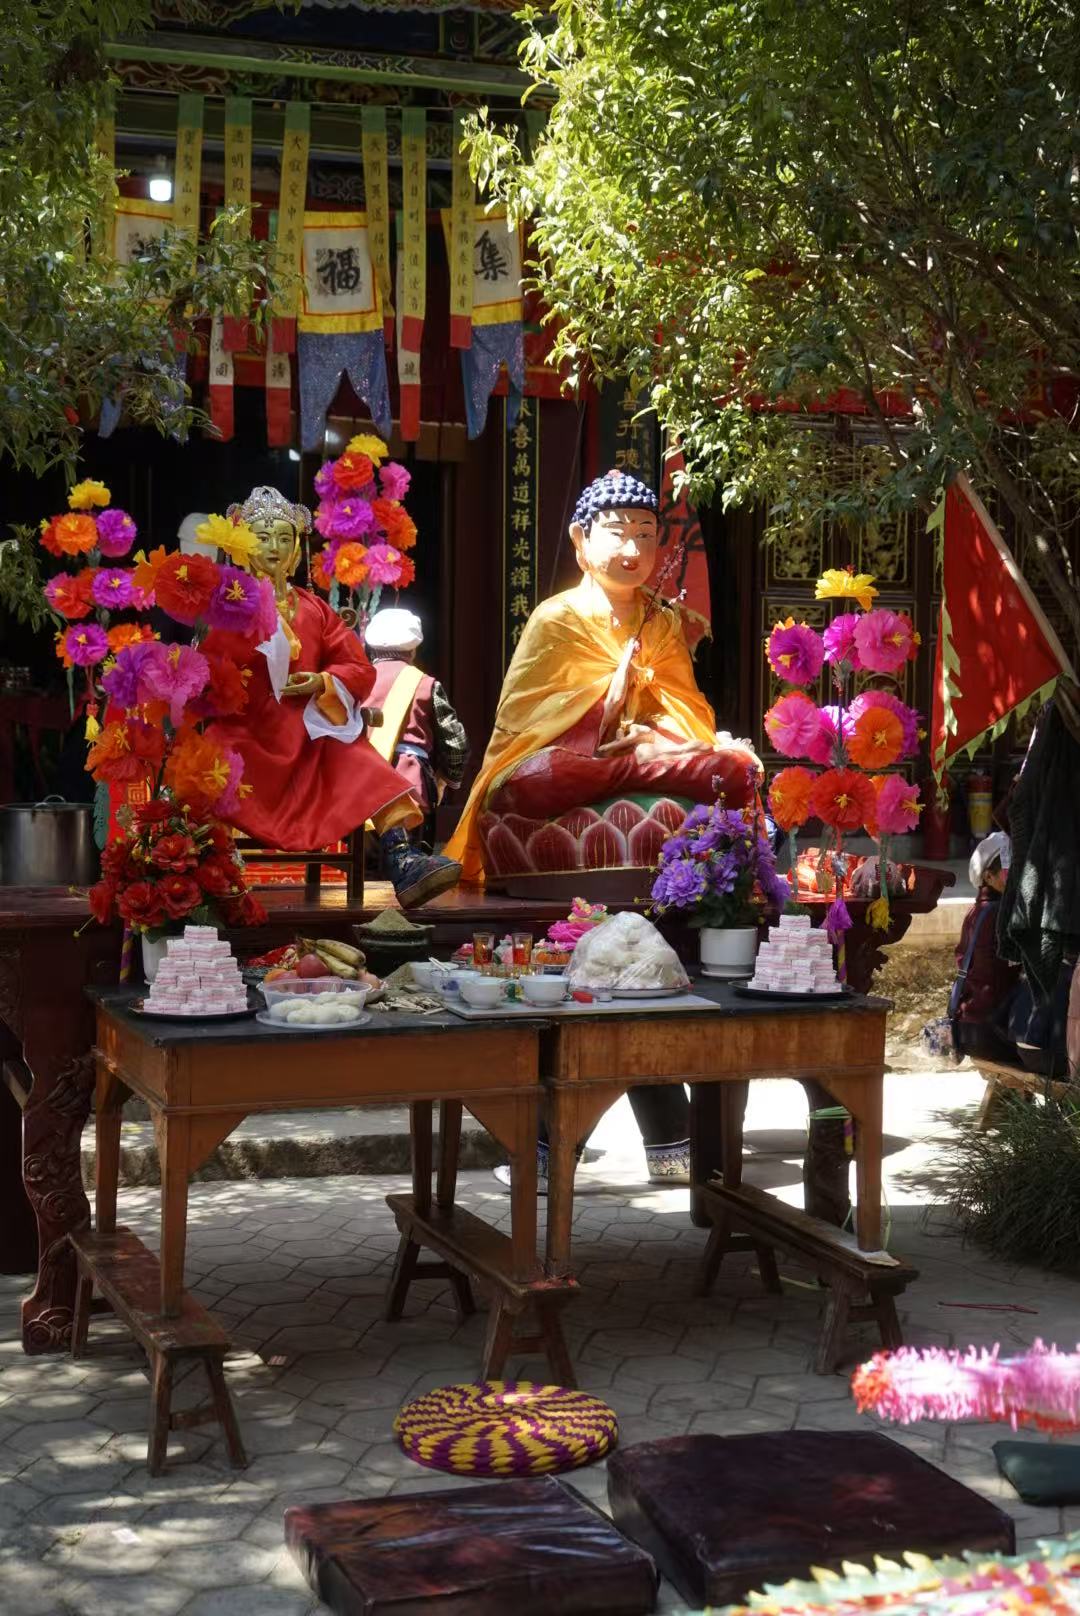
[650,802,790,929]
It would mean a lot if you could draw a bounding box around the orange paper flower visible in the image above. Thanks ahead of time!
[132,545,168,597]
[847,707,904,770]
[165,728,232,812]
[334,543,369,587]
[372,498,417,551]
[52,513,98,556]
[107,622,157,654]
[808,768,876,833]
[768,766,816,832]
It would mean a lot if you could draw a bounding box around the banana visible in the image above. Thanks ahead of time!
[314,949,358,979]
[316,938,366,967]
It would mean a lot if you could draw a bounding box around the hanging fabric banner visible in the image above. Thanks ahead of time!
[93,97,116,261]
[442,203,524,438]
[653,444,712,652]
[112,196,173,265]
[361,107,394,347]
[448,109,474,349]
[222,97,253,351]
[297,210,391,448]
[592,382,659,489]
[400,108,427,352]
[502,395,539,667]
[270,101,311,355]
[395,211,421,441]
[209,314,235,442]
[265,350,292,447]
[173,94,204,240]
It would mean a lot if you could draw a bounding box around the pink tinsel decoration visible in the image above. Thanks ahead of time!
[852,1341,1080,1434]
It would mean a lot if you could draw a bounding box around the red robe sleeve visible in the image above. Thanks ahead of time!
[311,595,375,705]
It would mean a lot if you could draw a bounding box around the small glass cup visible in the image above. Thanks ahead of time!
[511,931,533,968]
[472,931,494,969]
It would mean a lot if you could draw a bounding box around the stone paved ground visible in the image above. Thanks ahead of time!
[3,1071,1079,1616]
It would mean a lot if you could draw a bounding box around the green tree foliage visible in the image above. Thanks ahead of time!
[470,0,1080,653]
[0,0,287,479]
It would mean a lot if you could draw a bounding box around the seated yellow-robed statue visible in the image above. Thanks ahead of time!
[446,470,760,885]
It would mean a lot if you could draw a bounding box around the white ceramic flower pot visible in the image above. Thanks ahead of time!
[699,926,758,979]
[141,934,170,984]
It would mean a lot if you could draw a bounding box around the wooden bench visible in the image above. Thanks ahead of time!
[974,1056,1075,1131]
[386,1193,579,1386]
[68,1226,247,1475]
[694,1181,918,1374]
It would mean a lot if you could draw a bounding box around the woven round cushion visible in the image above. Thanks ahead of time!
[394,1379,618,1477]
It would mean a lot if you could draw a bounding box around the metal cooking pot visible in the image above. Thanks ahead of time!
[0,796,97,888]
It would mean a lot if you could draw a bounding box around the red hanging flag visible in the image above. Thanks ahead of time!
[649,446,712,652]
[931,473,1075,773]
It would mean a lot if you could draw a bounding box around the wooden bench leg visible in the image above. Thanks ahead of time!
[694,1206,732,1297]
[148,1353,173,1476]
[976,1078,1004,1132]
[384,1233,422,1322]
[538,1302,576,1388]
[871,1287,904,1352]
[204,1357,248,1468]
[70,1270,93,1360]
[815,1280,855,1375]
[753,1243,783,1295]
[481,1298,516,1379]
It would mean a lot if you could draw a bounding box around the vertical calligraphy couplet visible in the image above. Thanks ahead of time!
[395,210,421,442]
[173,94,204,241]
[93,93,116,260]
[502,396,540,668]
[209,314,235,443]
[400,108,427,353]
[449,109,474,349]
[270,101,311,355]
[361,107,394,347]
[222,98,253,351]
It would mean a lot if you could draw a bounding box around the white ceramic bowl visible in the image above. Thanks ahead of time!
[459,976,508,1010]
[520,974,568,1007]
[410,961,451,991]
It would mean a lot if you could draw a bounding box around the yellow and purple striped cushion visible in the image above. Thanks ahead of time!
[394,1380,618,1476]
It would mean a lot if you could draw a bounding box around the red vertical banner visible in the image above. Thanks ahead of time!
[266,349,291,447]
[654,445,712,652]
[395,212,421,442]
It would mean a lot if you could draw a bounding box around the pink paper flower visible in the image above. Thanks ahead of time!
[873,774,922,835]
[852,1342,1080,1434]
[91,567,135,609]
[63,623,109,666]
[363,542,406,587]
[208,566,264,634]
[138,642,210,727]
[851,689,921,757]
[806,704,852,765]
[763,692,823,759]
[823,612,862,667]
[214,747,246,816]
[853,608,919,673]
[252,576,278,642]
[379,461,411,502]
[766,619,824,686]
[95,508,137,557]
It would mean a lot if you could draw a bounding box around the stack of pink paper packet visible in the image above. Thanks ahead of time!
[748,913,839,994]
[144,925,249,1016]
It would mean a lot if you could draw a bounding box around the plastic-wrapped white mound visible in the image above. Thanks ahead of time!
[566,912,689,993]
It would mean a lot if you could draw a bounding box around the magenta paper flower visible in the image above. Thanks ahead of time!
[131,582,156,610]
[91,567,135,610]
[207,566,263,634]
[323,498,375,542]
[215,747,246,816]
[874,774,922,835]
[823,612,862,668]
[825,896,852,942]
[252,576,278,642]
[138,642,210,727]
[379,461,411,502]
[63,623,109,666]
[764,691,822,759]
[364,543,405,587]
[766,619,824,686]
[313,461,338,500]
[851,690,921,757]
[854,608,919,673]
[95,508,137,557]
[101,641,156,709]
[806,703,853,765]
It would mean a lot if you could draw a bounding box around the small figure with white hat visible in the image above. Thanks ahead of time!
[364,607,469,855]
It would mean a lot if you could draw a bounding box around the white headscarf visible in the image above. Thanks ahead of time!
[969,831,1011,888]
[365,608,423,654]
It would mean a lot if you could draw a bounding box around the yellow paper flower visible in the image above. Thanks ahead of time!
[68,479,111,511]
[195,512,259,568]
[815,568,879,612]
[347,433,388,463]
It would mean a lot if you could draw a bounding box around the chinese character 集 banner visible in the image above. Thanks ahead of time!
[270,101,311,354]
[441,203,525,438]
[503,396,539,668]
[361,107,394,346]
[173,94,204,240]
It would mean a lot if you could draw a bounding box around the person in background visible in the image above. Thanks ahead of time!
[363,608,469,848]
[950,831,1021,1062]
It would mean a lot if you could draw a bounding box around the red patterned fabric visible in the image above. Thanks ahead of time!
[480,796,689,879]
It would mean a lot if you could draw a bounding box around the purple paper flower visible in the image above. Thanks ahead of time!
[321,498,375,542]
[208,566,264,634]
[651,856,710,909]
[766,619,824,686]
[101,641,156,709]
[379,461,411,502]
[850,689,921,757]
[823,612,862,667]
[313,461,338,500]
[364,543,405,587]
[710,850,740,896]
[91,567,135,610]
[825,896,853,941]
[138,642,210,727]
[95,508,137,558]
[63,623,109,666]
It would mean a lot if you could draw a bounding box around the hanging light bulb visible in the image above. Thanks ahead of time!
[148,156,173,203]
